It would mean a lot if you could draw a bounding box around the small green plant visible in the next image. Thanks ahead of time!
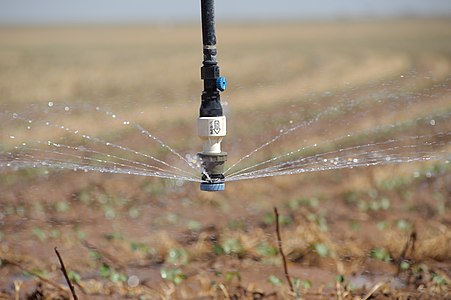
[432,274,446,286]
[25,268,50,279]
[228,219,246,230]
[396,219,411,231]
[128,207,140,219]
[399,260,410,271]
[103,206,116,220]
[167,247,189,265]
[187,220,202,231]
[313,243,330,257]
[293,278,313,290]
[99,263,127,283]
[307,214,328,232]
[77,189,92,204]
[49,229,61,239]
[222,238,244,256]
[370,247,391,262]
[349,220,361,231]
[130,241,150,254]
[225,270,241,283]
[160,268,186,285]
[263,212,275,225]
[31,227,47,242]
[74,226,87,240]
[268,274,283,286]
[257,243,278,257]
[67,271,82,284]
[55,200,70,213]
[377,221,389,231]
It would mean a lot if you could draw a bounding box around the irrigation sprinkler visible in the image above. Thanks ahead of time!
[198,0,227,191]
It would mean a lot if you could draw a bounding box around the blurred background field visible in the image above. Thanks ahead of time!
[0,16,450,300]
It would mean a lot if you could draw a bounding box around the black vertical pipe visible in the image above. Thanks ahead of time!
[199,0,223,118]
[201,0,217,64]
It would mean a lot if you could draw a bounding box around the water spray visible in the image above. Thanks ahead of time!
[198,0,227,191]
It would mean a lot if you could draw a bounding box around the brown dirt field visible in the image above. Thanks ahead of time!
[0,19,450,299]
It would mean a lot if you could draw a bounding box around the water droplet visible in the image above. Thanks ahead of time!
[48,101,54,107]
[429,119,436,126]
[127,274,140,288]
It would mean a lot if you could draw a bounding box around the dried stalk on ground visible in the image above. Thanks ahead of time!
[273,206,295,294]
[54,247,79,300]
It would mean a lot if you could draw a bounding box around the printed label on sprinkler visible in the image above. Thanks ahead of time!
[210,120,221,134]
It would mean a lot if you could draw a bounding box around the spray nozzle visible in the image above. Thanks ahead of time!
[198,118,227,191]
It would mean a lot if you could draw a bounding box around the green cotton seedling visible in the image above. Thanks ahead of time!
[268,274,284,286]
[55,200,70,213]
[99,263,126,283]
[103,206,116,220]
[225,271,241,283]
[227,219,247,230]
[396,219,411,231]
[399,261,410,271]
[128,206,140,219]
[130,241,150,254]
[370,247,392,262]
[32,227,47,242]
[167,247,189,265]
[293,277,313,290]
[308,213,328,232]
[187,220,202,231]
[160,268,186,285]
[314,243,330,257]
[25,268,50,279]
[257,243,278,257]
[222,238,244,256]
[68,271,82,284]
[432,274,446,286]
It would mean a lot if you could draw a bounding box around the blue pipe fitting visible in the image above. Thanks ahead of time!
[200,181,225,191]
[216,76,227,92]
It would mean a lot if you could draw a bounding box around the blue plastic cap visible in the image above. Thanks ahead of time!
[216,76,227,92]
[200,182,225,192]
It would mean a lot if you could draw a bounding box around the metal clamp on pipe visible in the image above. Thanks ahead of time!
[198,0,227,191]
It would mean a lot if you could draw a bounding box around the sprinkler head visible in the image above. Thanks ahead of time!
[198,116,227,192]
[198,152,227,192]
